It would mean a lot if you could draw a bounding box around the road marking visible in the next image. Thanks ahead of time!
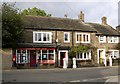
[82,77,105,82]
[69,76,118,82]
[70,80,81,82]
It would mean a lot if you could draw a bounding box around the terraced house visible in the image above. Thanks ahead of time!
[6,11,119,69]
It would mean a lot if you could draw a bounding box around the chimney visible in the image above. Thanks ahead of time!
[101,16,107,25]
[64,14,68,18]
[78,11,84,22]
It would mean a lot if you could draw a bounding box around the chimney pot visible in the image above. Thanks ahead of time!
[102,16,107,25]
[64,14,67,18]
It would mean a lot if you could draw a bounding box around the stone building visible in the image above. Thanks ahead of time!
[3,11,120,69]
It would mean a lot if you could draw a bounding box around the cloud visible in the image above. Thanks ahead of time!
[14,1,118,28]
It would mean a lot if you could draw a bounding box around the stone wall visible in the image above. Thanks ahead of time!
[91,33,118,50]
[2,48,12,70]
[22,29,119,66]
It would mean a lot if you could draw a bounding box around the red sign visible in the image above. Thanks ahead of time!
[48,60,55,64]
[38,60,55,64]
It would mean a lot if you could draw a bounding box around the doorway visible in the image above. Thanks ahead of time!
[30,50,36,67]
[58,50,68,67]
[60,52,66,66]
[98,49,105,64]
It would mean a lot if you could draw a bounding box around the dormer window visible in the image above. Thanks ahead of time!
[33,31,52,43]
[64,32,70,43]
[99,36,106,43]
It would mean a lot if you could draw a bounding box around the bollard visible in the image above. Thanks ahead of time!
[109,57,112,66]
[72,57,77,68]
[63,58,67,69]
[104,57,107,66]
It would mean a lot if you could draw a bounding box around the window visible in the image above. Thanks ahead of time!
[64,32,70,42]
[16,50,29,63]
[109,50,119,59]
[108,36,119,43]
[76,52,91,60]
[99,36,106,43]
[76,33,90,43]
[33,32,52,43]
[36,49,55,64]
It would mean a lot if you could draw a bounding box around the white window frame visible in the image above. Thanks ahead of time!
[64,32,70,43]
[108,36,119,43]
[76,51,91,60]
[76,33,90,43]
[33,31,52,43]
[99,36,106,43]
[109,50,119,59]
[16,49,29,63]
[36,49,55,64]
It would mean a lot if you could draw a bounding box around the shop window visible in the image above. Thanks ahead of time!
[16,50,29,63]
[48,54,54,60]
[36,49,55,64]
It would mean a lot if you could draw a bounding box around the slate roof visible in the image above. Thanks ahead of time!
[24,15,96,32]
[87,23,119,36]
[116,25,120,33]
[24,15,119,36]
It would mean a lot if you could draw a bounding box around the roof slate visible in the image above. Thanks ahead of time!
[87,23,119,36]
[24,15,119,36]
[24,15,96,32]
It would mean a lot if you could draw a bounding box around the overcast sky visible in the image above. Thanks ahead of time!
[5,0,120,28]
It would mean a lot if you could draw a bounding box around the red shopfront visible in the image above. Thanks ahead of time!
[15,48,55,68]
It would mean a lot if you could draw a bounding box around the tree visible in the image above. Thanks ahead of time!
[2,2,24,48]
[68,45,91,58]
[20,7,51,17]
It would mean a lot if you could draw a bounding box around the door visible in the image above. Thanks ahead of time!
[60,52,66,66]
[30,50,36,67]
[98,49,105,64]
[99,50,104,64]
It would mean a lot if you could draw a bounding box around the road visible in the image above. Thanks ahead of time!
[2,66,119,83]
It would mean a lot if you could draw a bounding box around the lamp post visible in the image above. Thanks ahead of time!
[55,39,58,67]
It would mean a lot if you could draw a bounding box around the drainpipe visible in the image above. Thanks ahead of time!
[72,29,74,47]
[55,30,58,67]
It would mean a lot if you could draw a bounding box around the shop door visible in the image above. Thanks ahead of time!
[60,52,66,66]
[30,50,36,67]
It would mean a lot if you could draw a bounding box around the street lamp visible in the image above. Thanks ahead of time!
[55,39,58,67]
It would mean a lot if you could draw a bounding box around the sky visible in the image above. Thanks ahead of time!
[3,0,120,28]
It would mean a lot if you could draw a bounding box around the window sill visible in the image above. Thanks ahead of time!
[76,59,91,60]
[33,41,52,43]
[108,42,119,43]
[76,42,90,43]
[64,41,70,43]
